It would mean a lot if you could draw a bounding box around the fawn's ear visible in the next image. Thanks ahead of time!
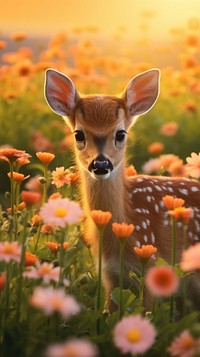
[45,69,80,129]
[123,68,160,120]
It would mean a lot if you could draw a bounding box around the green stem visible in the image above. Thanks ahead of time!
[58,228,66,286]
[183,224,188,250]
[42,165,48,205]
[9,161,15,217]
[119,240,125,319]
[33,224,42,253]
[171,216,176,266]
[5,263,10,320]
[16,211,28,323]
[96,228,103,334]
[182,223,188,316]
[138,263,145,312]
[14,184,20,240]
[170,216,177,322]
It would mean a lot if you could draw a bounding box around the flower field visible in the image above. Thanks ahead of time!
[0,21,200,357]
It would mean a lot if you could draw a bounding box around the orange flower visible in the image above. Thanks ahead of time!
[112,222,135,240]
[36,151,55,166]
[145,265,179,297]
[168,159,186,177]
[90,210,112,227]
[0,40,7,50]
[186,34,199,48]
[66,171,80,186]
[15,60,33,77]
[184,101,197,113]
[168,207,194,223]
[125,165,137,177]
[41,224,54,234]
[162,195,185,210]
[0,148,31,163]
[10,32,27,41]
[7,202,26,213]
[49,192,62,200]
[17,202,26,211]
[148,142,164,154]
[31,214,42,227]
[134,244,157,262]
[45,241,69,253]
[21,191,41,206]
[0,273,6,292]
[16,157,31,168]
[25,251,38,267]
[159,154,179,169]
[7,171,30,183]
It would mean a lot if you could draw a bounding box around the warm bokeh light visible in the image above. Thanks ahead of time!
[1,0,200,39]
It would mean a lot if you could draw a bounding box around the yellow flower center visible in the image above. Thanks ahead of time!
[40,266,51,274]
[183,336,196,349]
[51,297,62,310]
[4,245,14,254]
[55,207,68,218]
[126,329,142,343]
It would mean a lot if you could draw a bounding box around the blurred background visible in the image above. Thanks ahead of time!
[0,0,200,192]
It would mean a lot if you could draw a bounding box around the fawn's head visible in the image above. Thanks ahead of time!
[45,69,160,179]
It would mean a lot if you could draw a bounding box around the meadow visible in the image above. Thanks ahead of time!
[0,19,200,357]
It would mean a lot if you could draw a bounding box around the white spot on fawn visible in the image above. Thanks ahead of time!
[179,188,189,195]
[135,208,142,214]
[155,185,162,192]
[168,187,174,193]
[147,187,153,192]
[135,225,141,231]
[154,204,159,213]
[136,240,141,247]
[142,221,147,230]
[144,235,148,242]
[191,186,199,192]
[146,219,151,226]
[151,232,156,244]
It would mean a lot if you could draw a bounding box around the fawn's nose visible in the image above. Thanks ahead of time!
[93,159,109,169]
[89,154,113,175]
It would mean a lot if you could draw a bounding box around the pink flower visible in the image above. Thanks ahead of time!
[0,241,22,263]
[40,197,83,227]
[142,158,161,174]
[160,122,179,136]
[113,315,156,355]
[46,338,98,357]
[145,266,179,297]
[167,330,200,357]
[30,286,81,319]
[23,262,61,284]
[51,167,71,188]
[180,243,200,271]
[25,175,42,192]
[186,152,200,179]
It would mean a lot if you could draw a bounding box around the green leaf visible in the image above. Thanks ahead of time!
[111,288,136,311]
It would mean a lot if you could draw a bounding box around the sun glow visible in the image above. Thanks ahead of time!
[1,0,200,39]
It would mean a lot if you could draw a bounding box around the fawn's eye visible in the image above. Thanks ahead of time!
[115,130,126,147]
[75,130,85,142]
[74,130,86,149]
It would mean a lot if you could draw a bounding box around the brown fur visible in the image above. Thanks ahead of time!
[45,69,200,309]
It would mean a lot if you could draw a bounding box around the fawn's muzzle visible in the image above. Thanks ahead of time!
[89,154,113,176]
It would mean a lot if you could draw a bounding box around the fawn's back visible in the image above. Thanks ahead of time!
[44,67,200,306]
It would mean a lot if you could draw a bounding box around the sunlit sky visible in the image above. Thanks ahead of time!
[1,0,200,39]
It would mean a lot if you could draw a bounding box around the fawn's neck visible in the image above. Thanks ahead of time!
[79,162,130,223]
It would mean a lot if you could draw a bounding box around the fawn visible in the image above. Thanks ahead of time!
[45,68,200,308]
